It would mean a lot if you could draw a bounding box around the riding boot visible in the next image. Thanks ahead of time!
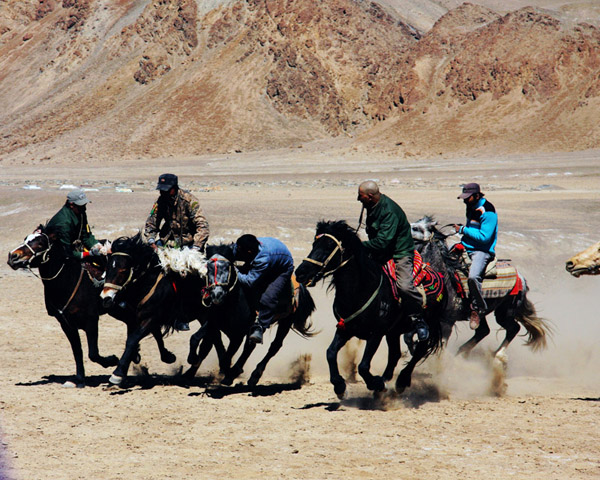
[410,314,429,342]
[249,323,263,344]
[175,321,190,331]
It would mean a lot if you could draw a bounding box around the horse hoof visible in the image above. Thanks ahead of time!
[221,377,234,386]
[109,374,123,385]
[162,352,177,364]
[63,380,81,388]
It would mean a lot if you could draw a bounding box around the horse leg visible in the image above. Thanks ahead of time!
[187,322,209,365]
[358,334,386,393]
[152,328,176,364]
[326,332,350,399]
[83,316,119,368]
[456,316,491,356]
[58,318,86,388]
[382,331,401,382]
[221,336,255,386]
[493,303,520,359]
[396,340,427,394]
[248,320,292,387]
[109,326,149,386]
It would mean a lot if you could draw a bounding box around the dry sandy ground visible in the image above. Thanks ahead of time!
[1,149,599,479]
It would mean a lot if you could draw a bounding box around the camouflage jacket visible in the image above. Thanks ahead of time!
[143,189,209,250]
[47,203,98,259]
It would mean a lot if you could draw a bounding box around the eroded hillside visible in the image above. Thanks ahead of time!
[0,0,599,162]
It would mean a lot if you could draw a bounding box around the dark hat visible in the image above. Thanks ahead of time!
[66,189,90,206]
[457,183,483,199]
[156,173,178,191]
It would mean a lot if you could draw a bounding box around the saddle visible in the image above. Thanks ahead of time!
[271,275,300,321]
[449,244,523,299]
[382,250,445,309]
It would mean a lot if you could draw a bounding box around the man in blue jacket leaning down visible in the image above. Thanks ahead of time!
[234,234,295,344]
[454,183,498,330]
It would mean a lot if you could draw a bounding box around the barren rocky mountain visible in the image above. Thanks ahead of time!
[1,0,599,162]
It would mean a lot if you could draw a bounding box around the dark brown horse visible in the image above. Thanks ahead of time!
[7,225,172,387]
[100,234,224,386]
[295,220,445,398]
[187,244,317,386]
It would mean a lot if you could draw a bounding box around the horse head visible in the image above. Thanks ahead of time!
[566,240,600,277]
[101,232,152,307]
[295,220,360,287]
[7,225,53,270]
[411,215,438,243]
[201,244,236,306]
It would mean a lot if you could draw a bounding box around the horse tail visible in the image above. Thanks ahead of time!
[516,277,552,352]
[291,284,318,338]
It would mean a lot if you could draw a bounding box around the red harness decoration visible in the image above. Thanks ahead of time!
[172,281,177,293]
[509,272,523,296]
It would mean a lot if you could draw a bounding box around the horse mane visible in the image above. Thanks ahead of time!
[111,232,155,265]
[158,247,207,277]
[206,243,235,262]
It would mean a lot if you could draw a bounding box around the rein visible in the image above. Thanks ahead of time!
[334,274,383,330]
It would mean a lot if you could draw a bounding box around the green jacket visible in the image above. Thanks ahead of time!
[363,194,414,261]
[47,204,98,259]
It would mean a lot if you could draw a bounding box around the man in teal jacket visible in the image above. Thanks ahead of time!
[47,189,103,259]
[454,182,498,330]
[358,180,428,343]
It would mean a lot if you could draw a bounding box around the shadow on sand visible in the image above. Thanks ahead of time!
[190,380,304,399]
[16,373,217,393]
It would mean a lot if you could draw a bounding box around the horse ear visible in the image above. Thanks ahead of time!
[34,224,43,233]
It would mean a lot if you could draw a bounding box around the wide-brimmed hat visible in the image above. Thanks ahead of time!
[457,183,484,199]
[156,173,178,191]
[66,189,90,206]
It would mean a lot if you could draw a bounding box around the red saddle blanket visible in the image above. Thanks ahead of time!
[382,250,444,307]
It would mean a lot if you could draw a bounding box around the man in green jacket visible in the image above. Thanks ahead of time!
[47,189,103,259]
[357,180,429,343]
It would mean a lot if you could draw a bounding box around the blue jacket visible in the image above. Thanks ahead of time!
[236,237,294,291]
[459,198,498,254]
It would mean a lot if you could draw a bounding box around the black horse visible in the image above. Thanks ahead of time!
[6,225,169,387]
[411,216,550,360]
[187,244,317,387]
[100,233,218,386]
[295,220,445,398]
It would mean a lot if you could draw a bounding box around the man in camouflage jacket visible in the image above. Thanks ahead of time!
[144,173,210,251]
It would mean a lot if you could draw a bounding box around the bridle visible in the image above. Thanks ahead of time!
[11,232,52,266]
[11,232,68,281]
[202,256,238,306]
[302,233,352,286]
[103,252,137,292]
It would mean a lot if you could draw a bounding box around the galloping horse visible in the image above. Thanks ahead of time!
[188,244,317,386]
[6,225,168,387]
[566,241,600,277]
[411,216,550,359]
[100,233,214,386]
[295,220,444,398]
